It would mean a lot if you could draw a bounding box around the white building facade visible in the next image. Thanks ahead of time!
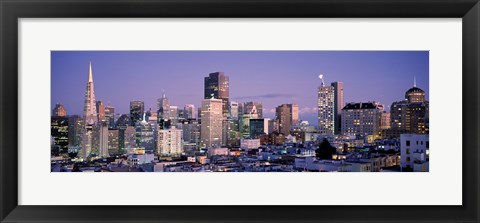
[157,126,183,156]
[400,134,429,172]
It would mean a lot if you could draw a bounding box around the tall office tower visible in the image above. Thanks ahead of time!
[51,116,69,155]
[226,119,240,147]
[286,104,299,125]
[130,101,144,125]
[157,126,183,156]
[135,114,155,153]
[241,113,258,138]
[200,98,223,148]
[104,105,115,128]
[169,106,179,124]
[276,104,292,136]
[184,104,196,119]
[268,119,278,134]
[341,102,382,137]
[68,115,82,148]
[204,72,229,117]
[249,118,267,139]
[237,103,244,120]
[229,101,239,120]
[390,82,429,134]
[317,75,335,135]
[96,100,106,122]
[96,122,109,157]
[80,62,98,159]
[182,119,201,145]
[331,82,344,134]
[52,103,67,117]
[157,90,170,120]
[123,126,137,150]
[108,129,119,156]
[244,101,263,118]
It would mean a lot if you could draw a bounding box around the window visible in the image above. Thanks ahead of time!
[406,148,410,154]
[406,157,411,162]
[426,141,429,148]
[406,140,410,146]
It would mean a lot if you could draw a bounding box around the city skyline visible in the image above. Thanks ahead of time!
[51,51,429,125]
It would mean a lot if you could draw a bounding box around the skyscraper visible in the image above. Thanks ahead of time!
[317,75,335,135]
[135,115,155,153]
[249,118,267,139]
[80,62,98,159]
[184,104,196,119]
[169,105,179,125]
[68,115,82,148]
[331,82,344,134]
[130,101,144,125]
[51,116,69,155]
[157,90,170,120]
[244,101,263,118]
[276,104,292,136]
[229,101,240,120]
[108,129,120,156]
[83,62,98,126]
[204,72,229,117]
[96,122,109,157]
[104,105,115,128]
[96,100,106,122]
[200,97,223,148]
[286,104,299,125]
[52,103,67,117]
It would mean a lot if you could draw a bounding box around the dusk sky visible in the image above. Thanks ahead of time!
[51,51,429,125]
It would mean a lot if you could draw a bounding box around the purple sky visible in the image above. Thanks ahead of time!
[51,51,429,125]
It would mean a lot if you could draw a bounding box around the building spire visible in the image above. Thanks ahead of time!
[162,89,166,98]
[413,75,416,87]
[88,61,93,83]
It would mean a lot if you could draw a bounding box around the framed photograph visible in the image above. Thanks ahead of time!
[1,0,478,222]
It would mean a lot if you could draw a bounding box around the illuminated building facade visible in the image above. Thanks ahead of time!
[129,101,144,126]
[341,102,382,137]
[51,116,69,155]
[157,126,183,156]
[80,62,98,160]
[204,72,229,117]
[317,75,335,135]
[276,104,292,136]
[52,103,67,117]
[157,90,170,120]
[391,83,429,134]
[200,98,223,148]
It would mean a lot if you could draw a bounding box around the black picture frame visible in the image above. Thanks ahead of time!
[1,0,478,222]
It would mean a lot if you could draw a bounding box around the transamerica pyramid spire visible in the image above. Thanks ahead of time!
[88,61,93,83]
[83,62,97,125]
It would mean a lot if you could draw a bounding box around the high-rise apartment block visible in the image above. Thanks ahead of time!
[157,126,183,156]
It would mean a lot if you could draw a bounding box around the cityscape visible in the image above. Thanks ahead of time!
[51,51,429,172]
